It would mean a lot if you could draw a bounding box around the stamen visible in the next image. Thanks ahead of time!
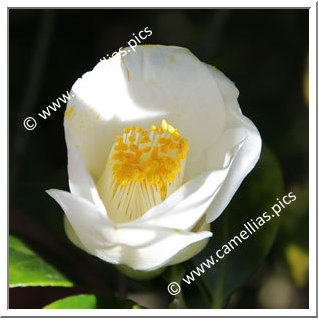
[136,127,143,133]
[161,119,168,130]
[150,125,157,131]
[97,119,189,223]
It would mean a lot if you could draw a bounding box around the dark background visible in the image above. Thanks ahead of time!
[9,9,309,309]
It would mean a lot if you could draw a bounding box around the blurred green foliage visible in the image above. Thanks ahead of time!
[43,294,144,309]
[44,294,97,309]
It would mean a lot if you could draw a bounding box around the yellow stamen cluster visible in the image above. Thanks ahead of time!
[97,119,189,223]
[111,120,189,199]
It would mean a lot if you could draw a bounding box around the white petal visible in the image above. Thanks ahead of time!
[64,45,227,182]
[64,132,106,213]
[64,52,163,181]
[204,66,262,223]
[47,189,212,270]
[63,215,88,252]
[46,189,115,251]
[167,218,211,266]
[121,45,227,182]
[103,229,212,271]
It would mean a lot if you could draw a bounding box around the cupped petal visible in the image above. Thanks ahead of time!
[64,45,228,183]
[64,52,163,181]
[121,45,227,182]
[47,189,212,271]
[64,209,211,271]
[204,66,262,223]
[115,229,211,271]
[63,215,88,252]
[167,217,211,266]
[46,189,115,251]
[64,129,106,213]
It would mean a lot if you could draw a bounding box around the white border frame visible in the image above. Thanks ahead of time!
[3,1,316,316]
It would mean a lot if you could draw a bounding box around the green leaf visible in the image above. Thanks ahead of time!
[183,145,284,308]
[43,294,144,309]
[44,294,96,309]
[9,235,73,287]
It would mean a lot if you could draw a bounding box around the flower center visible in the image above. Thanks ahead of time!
[97,120,189,223]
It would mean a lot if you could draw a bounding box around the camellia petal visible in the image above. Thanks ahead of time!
[64,131,107,213]
[47,45,262,273]
[64,46,227,182]
[203,66,262,223]
[167,217,211,266]
[46,189,211,271]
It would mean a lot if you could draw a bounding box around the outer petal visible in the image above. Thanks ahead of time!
[46,189,115,251]
[203,66,262,223]
[46,189,211,271]
[117,229,211,271]
[64,51,163,181]
[167,217,211,266]
[64,131,106,213]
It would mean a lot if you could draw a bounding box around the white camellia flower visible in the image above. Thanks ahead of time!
[47,45,261,273]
